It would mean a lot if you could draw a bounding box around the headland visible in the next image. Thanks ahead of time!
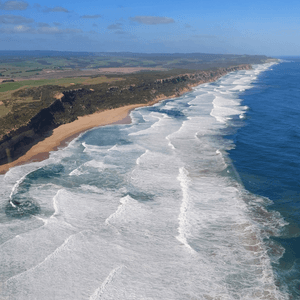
[0,64,254,174]
[0,51,273,174]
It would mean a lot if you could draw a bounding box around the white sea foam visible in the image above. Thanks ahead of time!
[216,149,228,168]
[166,135,175,149]
[69,168,83,176]
[80,185,104,194]
[129,113,168,136]
[136,149,149,165]
[176,167,195,253]
[0,62,287,300]
[82,142,109,153]
[8,167,42,200]
[89,266,123,300]
[209,65,267,124]
[107,144,118,151]
[105,196,131,225]
[85,160,115,170]
[51,190,61,218]
[5,232,78,284]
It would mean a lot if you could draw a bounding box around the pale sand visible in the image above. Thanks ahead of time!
[0,81,199,174]
[0,103,150,174]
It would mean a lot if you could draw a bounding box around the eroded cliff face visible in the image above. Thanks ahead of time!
[155,65,251,85]
[0,64,251,165]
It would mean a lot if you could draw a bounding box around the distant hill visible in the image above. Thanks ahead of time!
[0,50,269,61]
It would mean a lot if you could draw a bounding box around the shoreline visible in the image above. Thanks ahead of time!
[0,98,167,175]
[0,64,252,175]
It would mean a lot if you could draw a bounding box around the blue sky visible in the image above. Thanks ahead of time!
[0,0,299,55]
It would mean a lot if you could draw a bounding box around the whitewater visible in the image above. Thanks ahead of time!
[0,62,288,299]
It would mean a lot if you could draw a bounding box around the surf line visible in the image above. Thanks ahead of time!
[0,65,256,175]
[176,167,196,253]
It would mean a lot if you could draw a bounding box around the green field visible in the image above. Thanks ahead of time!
[0,56,161,79]
[0,75,124,120]
[0,51,270,122]
[0,76,123,92]
[0,52,270,80]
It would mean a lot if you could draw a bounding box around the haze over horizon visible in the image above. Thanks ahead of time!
[0,0,299,56]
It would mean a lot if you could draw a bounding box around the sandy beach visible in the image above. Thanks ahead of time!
[0,103,151,174]
[0,65,248,175]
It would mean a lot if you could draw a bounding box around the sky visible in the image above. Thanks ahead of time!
[0,0,299,56]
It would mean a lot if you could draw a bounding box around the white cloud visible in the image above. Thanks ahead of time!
[0,24,82,35]
[130,16,175,25]
[37,22,50,27]
[0,14,33,24]
[114,30,127,35]
[0,0,28,11]
[43,6,69,13]
[81,14,101,19]
[193,34,217,39]
[107,23,122,30]
[0,24,33,33]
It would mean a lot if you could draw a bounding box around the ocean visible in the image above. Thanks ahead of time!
[0,60,299,299]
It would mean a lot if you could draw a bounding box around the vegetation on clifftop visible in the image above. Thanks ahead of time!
[0,65,253,164]
[0,51,272,165]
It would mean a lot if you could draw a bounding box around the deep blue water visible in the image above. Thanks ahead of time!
[0,62,296,299]
[230,61,300,298]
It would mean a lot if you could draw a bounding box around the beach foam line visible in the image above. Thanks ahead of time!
[89,266,124,300]
[0,91,185,175]
[0,65,258,175]
[176,167,196,253]
[0,104,149,175]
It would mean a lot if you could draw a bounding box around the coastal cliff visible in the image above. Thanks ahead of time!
[0,64,251,166]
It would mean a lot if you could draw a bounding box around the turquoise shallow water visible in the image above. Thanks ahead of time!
[0,62,293,299]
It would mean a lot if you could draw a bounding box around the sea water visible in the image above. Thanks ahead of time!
[0,61,297,299]
[229,60,300,299]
